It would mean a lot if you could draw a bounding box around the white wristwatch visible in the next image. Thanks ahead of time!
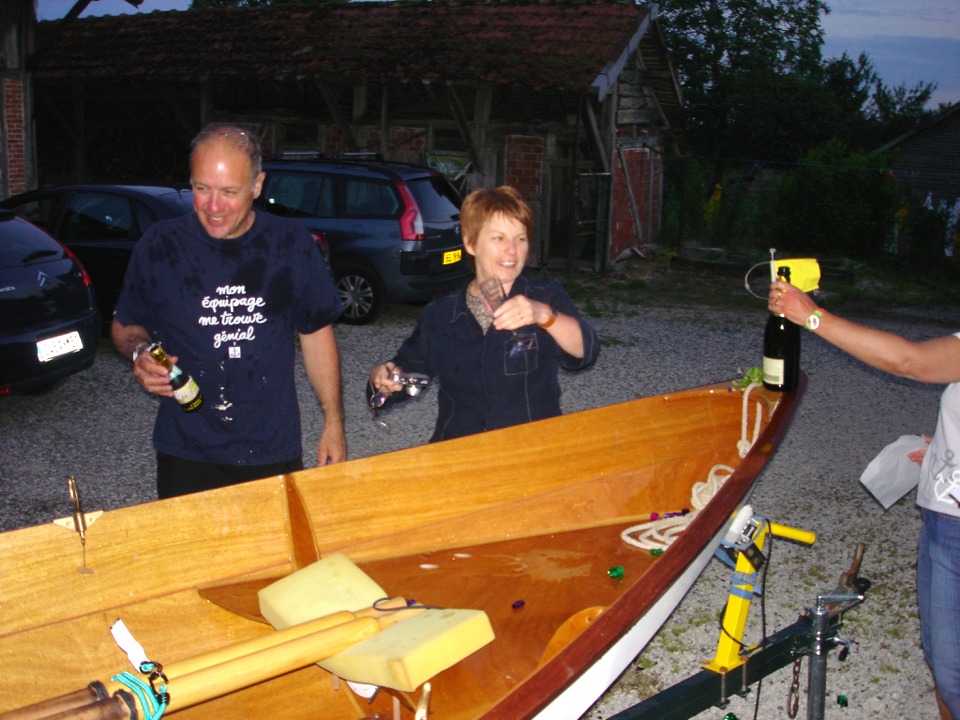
[804,310,822,331]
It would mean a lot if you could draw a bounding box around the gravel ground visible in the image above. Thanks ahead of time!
[0,262,955,719]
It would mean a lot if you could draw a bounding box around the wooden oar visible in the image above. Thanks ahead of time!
[147,615,382,713]
[2,601,419,720]
[163,596,410,679]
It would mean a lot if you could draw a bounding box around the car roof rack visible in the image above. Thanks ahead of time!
[330,152,386,162]
[271,150,326,161]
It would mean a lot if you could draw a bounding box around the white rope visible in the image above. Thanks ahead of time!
[620,383,764,551]
[737,382,764,459]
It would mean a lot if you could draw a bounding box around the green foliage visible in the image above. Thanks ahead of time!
[660,156,708,248]
[899,202,952,274]
[766,140,899,260]
[867,81,939,142]
[731,367,763,390]
[660,157,779,255]
[659,0,829,161]
[660,1,939,160]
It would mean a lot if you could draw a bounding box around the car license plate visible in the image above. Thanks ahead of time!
[37,331,84,363]
[442,249,462,265]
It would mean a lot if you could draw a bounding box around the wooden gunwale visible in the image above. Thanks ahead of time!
[480,375,806,719]
[0,378,803,718]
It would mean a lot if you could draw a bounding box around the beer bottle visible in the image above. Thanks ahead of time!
[146,343,203,412]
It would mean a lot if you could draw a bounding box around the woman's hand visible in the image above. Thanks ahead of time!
[493,295,552,332]
[369,361,404,396]
[768,280,819,327]
[908,435,933,466]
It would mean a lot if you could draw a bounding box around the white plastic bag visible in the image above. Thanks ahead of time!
[859,434,928,510]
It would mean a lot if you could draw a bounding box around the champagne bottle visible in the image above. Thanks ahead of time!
[146,342,204,412]
[762,266,800,392]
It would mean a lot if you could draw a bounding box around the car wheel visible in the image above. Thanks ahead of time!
[335,266,384,325]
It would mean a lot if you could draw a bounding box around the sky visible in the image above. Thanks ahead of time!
[35,0,960,109]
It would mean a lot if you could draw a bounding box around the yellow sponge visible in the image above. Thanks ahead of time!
[258,553,387,629]
[319,608,495,691]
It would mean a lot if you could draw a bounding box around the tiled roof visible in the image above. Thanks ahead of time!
[33,0,654,92]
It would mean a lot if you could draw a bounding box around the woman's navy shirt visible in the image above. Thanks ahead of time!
[392,275,599,442]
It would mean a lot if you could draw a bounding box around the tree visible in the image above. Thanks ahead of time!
[821,52,876,119]
[818,51,937,150]
[659,0,829,167]
[867,80,938,144]
[768,139,899,259]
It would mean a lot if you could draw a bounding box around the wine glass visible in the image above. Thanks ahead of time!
[369,387,392,430]
[368,369,429,430]
[477,278,535,356]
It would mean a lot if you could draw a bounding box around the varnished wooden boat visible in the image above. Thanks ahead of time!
[0,377,803,719]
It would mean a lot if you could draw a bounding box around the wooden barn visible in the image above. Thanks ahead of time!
[3,0,683,269]
[878,101,960,209]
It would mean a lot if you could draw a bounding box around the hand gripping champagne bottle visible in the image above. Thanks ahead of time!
[762,266,800,392]
[146,342,204,412]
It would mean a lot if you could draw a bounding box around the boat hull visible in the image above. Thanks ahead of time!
[0,378,803,718]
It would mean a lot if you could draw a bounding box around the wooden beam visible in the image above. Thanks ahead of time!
[353,81,368,123]
[34,89,76,142]
[315,81,359,152]
[380,85,389,156]
[442,82,480,167]
[583,101,610,174]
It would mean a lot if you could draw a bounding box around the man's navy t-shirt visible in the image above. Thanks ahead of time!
[114,211,342,465]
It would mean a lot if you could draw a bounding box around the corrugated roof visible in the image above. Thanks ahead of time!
[34,0,653,92]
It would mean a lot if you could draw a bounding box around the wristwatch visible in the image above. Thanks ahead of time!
[804,310,823,331]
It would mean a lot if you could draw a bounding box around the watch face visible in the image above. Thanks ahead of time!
[805,314,820,330]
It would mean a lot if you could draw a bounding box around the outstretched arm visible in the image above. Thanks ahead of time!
[770,280,960,384]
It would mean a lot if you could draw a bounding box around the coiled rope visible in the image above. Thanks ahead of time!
[111,671,167,720]
[620,383,764,551]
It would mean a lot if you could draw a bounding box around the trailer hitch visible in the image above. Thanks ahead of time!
[609,541,870,720]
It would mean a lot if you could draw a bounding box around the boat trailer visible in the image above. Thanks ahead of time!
[611,509,870,720]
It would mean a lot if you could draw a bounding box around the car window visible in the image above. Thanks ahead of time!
[262,172,336,218]
[3,197,60,233]
[406,176,462,222]
[0,217,63,268]
[344,178,400,218]
[64,193,138,243]
[133,201,162,234]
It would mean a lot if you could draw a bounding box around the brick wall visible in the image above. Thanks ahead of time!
[2,77,28,196]
[504,135,544,199]
[609,146,661,258]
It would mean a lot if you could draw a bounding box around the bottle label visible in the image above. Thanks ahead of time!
[762,356,785,386]
[173,377,202,411]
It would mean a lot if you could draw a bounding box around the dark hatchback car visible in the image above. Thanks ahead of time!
[0,210,99,395]
[258,157,471,324]
[0,185,194,324]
